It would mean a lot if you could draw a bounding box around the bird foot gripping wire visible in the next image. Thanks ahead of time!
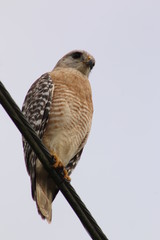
[50,151,71,182]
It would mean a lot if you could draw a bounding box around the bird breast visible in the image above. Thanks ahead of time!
[42,68,93,166]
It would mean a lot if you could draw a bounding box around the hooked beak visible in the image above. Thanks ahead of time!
[83,55,95,70]
[87,59,95,70]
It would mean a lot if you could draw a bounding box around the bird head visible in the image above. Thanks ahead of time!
[54,50,95,77]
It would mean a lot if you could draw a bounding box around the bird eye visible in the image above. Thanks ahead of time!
[72,52,82,59]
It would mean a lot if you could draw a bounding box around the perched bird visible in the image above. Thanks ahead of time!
[22,50,95,222]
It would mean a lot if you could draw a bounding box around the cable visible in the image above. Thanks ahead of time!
[0,81,109,240]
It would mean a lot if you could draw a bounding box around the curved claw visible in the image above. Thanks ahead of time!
[50,150,71,182]
[63,168,71,182]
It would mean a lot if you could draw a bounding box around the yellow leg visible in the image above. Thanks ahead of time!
[50,150,71,182]
[63,168,71,182]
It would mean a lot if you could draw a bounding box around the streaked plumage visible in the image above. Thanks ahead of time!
[22,50,95,222]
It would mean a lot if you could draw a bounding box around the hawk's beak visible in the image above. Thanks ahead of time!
[85,56,95,70]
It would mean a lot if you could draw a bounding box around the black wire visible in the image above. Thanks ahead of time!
[0,81,109,240]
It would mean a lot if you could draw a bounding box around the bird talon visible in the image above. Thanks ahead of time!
[53,160,63,168]
[63,168,71,182]
[50,151,62,168]
[50,151,71,181]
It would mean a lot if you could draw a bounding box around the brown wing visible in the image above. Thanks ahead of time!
[22,73,54,198]
[65,149,84,175]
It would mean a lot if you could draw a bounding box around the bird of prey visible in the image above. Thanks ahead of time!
[22,50,95,222]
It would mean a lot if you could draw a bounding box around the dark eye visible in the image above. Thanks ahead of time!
[72,51,82,59]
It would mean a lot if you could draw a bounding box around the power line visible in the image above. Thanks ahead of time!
[0,81,109,240]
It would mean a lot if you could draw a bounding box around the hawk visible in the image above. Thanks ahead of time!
[22,50,95,222]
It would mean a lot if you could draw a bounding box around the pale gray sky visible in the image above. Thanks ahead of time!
[1,1,160,239]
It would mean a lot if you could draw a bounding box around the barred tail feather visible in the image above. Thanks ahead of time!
[35,160,59,223]
[36,182,52,223]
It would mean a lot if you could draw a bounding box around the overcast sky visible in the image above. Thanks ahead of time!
[0,1,160,239]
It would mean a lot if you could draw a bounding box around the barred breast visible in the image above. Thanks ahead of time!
[42,68,93,167]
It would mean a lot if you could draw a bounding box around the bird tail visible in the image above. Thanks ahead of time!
[35,160,59,223]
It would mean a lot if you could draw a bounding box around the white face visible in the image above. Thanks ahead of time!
[55,50,95,77]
